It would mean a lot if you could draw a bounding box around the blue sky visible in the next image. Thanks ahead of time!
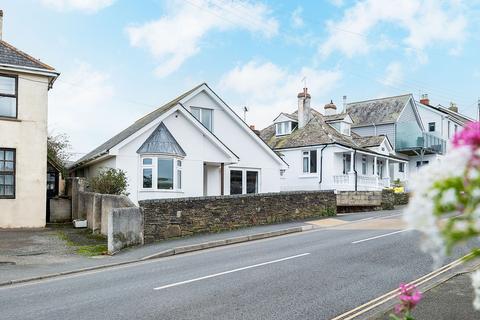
[3,0,480,158]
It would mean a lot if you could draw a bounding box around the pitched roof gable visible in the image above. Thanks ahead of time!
[137,122,186,157]
[72,83,204,167]
[0,40,55,71]
[346,94,411,127]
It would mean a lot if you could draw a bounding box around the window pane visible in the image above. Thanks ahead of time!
[303,157,309,173]
[4,161,13,171]
[0,151,3,160]
[5,151,13,161]
[4,185,14,196]
[0,186,3,195]
[0,76,15,95]
[191,107,200,120]
[310,150,317,173]
[143,168,152,188]
[142,158,152,165]
[177,169,182,189]
[4,175,13,186]
[0,97,16,117]
[230,170,243,195]
[246,171,258,194]
[157,159,173,190]
[201,109,212,131]
[0,175,4,184]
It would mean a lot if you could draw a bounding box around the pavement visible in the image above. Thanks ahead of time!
[1,208,477,320]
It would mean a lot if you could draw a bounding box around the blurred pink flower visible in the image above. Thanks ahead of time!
[394,283,423,316]
[452,122,480,149]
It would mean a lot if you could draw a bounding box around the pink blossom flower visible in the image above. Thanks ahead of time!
[393,283,423,317]
[452,122,480,149]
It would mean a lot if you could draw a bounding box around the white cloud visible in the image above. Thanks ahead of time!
[291,6,304,28]
[125,0,279,78]
[380,62,403,87]
[219,60,342,128]
[329,0,344,7]
[40,0,115,13]
[319,0,467,59]
[48,62,115,158]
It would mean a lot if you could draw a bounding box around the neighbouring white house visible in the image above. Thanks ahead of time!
[70,83,287,203]
[260,88,408,192]
[0,10,59,228]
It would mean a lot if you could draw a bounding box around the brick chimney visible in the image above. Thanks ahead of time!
[297,87,311,128]
[420,93,430,105]
[449,102,458,113]
[0,10,3,41]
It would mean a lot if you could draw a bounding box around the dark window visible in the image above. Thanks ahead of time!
[361,156,367,175]
[428,122,435,132]
[230,170,243,195]
[143,168,152,188]
[343,154,351,174]
[416,161,429,167]
[157,159,174,190]
[399,163,405,173]
[0,148,15,198]
[310,150,317,173]
[246,171,258,194]
[0,75,17,118]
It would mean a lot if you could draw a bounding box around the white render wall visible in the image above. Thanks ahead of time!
[0,72,49,228]
[80,88,282,203]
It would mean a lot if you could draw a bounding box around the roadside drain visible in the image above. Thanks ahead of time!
[14,251,47,256]
[0,261,16,265]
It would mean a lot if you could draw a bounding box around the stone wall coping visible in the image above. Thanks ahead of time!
[139,190,336,205]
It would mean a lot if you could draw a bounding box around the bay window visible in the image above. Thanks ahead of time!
[0,75,17,118]
[0,148,15,198]
[191,107,213,131]
[140,156,182,191]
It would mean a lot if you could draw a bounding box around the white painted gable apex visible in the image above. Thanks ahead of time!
[179,83,288,168]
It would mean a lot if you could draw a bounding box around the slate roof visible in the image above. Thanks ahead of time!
[72,83,204,168]
[424,103,473,125]
[260,110,405,160]
[346,94,411,127]
[353,135,387,148]
[0,40,55,71]
[323,113,349,122]
[137,122,186,157]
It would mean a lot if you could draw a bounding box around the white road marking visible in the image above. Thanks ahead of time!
[153,253,311,291]
[351,229,411,244]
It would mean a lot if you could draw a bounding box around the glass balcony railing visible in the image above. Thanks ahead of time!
[396,122,446,155]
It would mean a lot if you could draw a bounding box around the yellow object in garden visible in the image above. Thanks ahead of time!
[394,187,404,193]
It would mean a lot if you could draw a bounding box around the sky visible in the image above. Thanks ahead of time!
[3,0,480,159]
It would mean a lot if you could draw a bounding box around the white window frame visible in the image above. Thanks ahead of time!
[228,168,260,195]
[191,107,213,131]
[302,150,317,175]
[139,155,183,192]
[275,121,292,136]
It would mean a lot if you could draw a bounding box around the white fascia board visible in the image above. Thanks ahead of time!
[0,64,59,78]
[180,84,288,168]
[109,104,239,163]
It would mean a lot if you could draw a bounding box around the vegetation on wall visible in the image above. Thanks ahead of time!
[88,168,129,195]
[47,133,72,173]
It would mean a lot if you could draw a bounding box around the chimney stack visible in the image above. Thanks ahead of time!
[297,87,311,128]
[449,102,458,113]
[420,93,430,105]
[324,100,337,116]
[0,10,3,41]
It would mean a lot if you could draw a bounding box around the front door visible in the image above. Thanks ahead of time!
[46,163,59,222]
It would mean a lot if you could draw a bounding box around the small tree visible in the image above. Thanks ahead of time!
[88,168,128,195]
[48,133,71,175]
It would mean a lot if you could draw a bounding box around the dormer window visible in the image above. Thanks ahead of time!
[191,107,213,131]
[276,121,297,136]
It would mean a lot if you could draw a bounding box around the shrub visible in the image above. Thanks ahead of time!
[88,168,128,195]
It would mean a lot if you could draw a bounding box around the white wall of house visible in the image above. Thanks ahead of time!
[0,72,49,228]
[80,87,283,203]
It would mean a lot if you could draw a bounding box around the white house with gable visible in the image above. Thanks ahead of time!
[71,83,287,203]
[260,89,407,192]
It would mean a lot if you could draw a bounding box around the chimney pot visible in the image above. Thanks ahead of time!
[419,93,430,106]
[324,100,337,116]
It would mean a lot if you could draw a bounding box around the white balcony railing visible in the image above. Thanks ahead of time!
[333,174,390,191]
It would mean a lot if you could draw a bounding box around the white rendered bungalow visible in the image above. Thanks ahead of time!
[71,83,287,203]
[260,89,407,192]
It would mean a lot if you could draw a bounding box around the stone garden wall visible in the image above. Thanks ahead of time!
[140,191,337,243]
